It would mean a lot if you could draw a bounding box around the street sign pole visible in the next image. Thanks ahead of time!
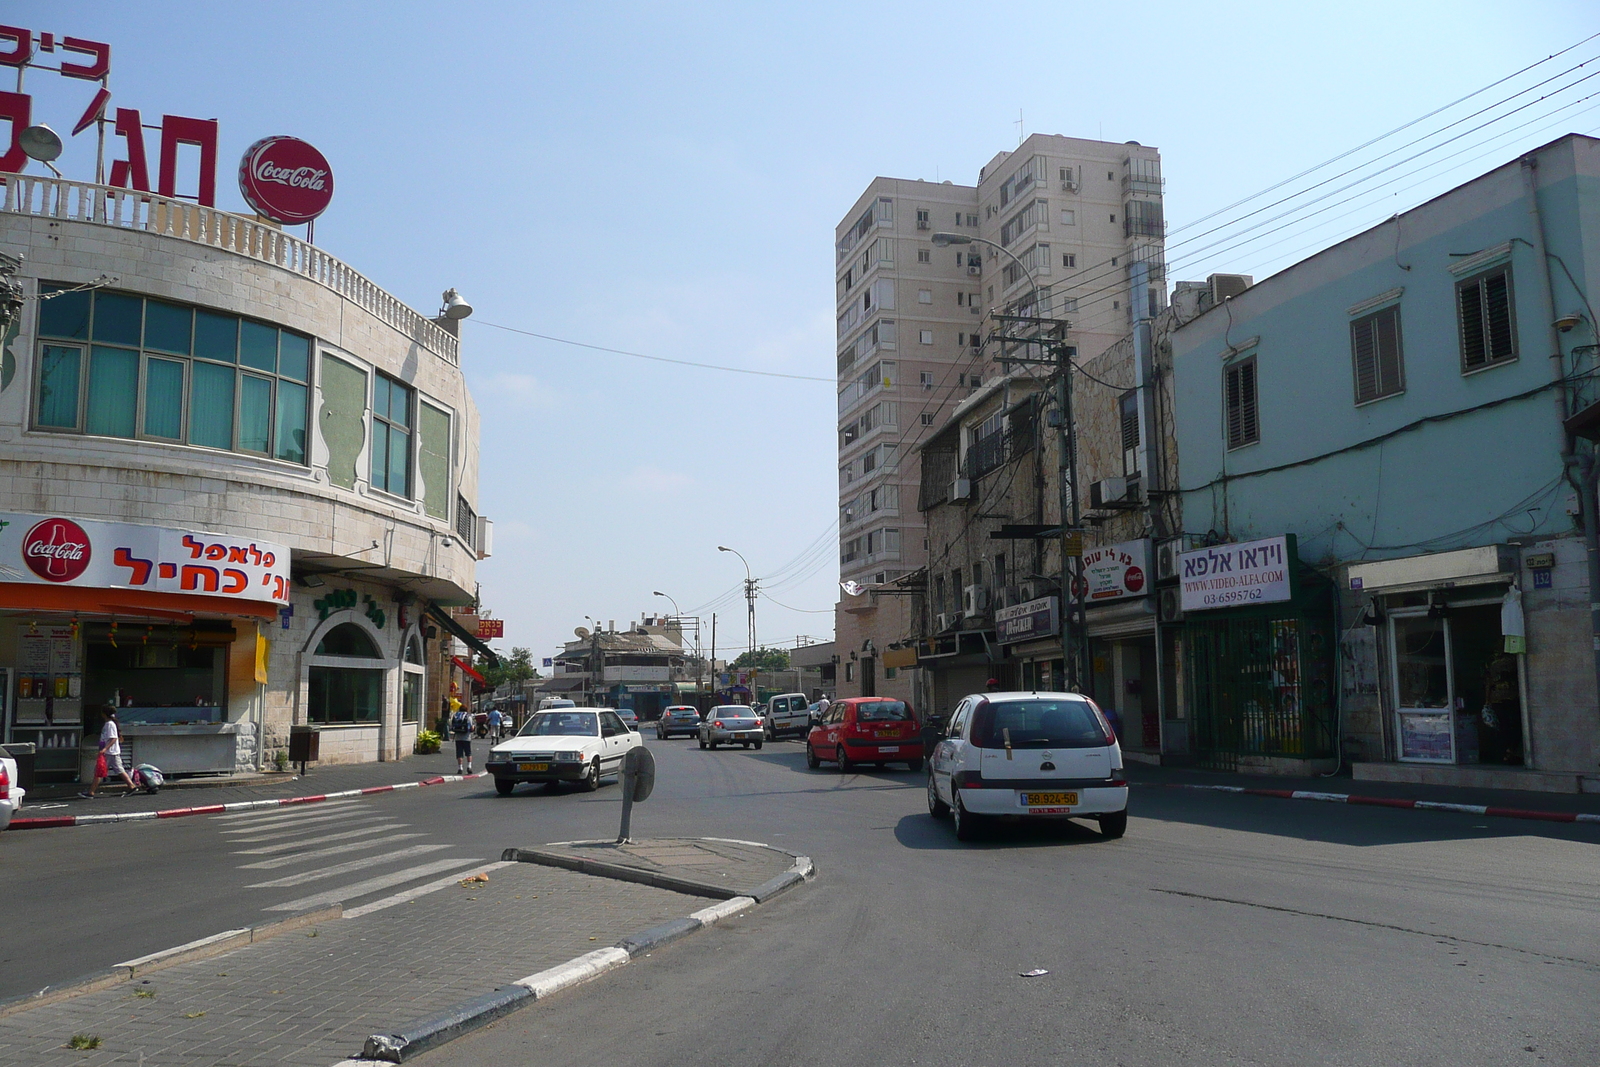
[616,744,656,844]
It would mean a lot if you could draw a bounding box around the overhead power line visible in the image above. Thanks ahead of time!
[476,320,835,382]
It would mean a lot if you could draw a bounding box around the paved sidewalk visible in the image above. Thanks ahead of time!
[0,860,703,1067]
[1130,762,1600,821]
[16,740,497,820]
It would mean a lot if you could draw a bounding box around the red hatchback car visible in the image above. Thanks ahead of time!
[806,697,923,772]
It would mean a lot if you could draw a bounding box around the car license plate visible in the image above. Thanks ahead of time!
[1023,791,1079,806]
[878,745,902,753]
[520,762,548,772]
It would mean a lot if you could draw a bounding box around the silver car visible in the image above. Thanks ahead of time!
[657,705,702,739]
[698,705,765,750]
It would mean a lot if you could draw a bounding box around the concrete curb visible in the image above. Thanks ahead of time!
[351,845,806,1062]
[1160,782,1600,824]
[499,845,744,900]
[0,904,342,1019]
[7,772,489,831]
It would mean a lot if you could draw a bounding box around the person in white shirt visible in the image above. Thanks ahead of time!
[83,707,137,798]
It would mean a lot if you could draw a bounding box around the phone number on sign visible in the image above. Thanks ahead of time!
[1200,588,1265,607]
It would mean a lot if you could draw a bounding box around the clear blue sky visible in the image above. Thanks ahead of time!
[16,1,1597,665]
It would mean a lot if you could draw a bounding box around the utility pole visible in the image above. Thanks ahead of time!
[744,577,758,661]
[710,612,718,701]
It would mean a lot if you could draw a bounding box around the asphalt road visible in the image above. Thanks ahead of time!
[6,733,1600,1066]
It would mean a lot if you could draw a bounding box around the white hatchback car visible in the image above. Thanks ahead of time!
[927,691,1128,841]
[485,707,642,796]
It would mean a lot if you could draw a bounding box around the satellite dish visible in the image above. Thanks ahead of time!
[574,626,591,639]
[20,125,63,163]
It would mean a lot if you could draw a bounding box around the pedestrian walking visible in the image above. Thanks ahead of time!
[488,707,504,741]
[82,707,136,798]
[449,700,474,775]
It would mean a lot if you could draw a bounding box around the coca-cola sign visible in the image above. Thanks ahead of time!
[22,517,92,583]
[238,135,334,225]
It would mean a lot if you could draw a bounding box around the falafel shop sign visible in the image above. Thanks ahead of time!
[0,25,332,225]
[0,513,290,606]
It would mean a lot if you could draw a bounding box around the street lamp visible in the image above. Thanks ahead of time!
[652,591,681,617]
[655,590,704,700]
[930,232,1039,310]
[717,546,757,662]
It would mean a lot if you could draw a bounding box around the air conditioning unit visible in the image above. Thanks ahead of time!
[1155,536,1198,582]
[935,611,963,632]
[1209,273,1254,304]
[1089,477,1129,509]
[475,516,494,560]
[962,584,989,617]
[969,306,982,315]
[950,477,973,502]
[967,265,982,276]
[917,220,930,230]
[1061,179,1078,192]
[1158,587,1184,624]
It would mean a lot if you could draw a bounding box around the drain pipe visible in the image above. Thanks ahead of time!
[1524,154,1600,736]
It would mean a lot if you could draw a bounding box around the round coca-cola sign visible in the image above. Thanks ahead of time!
[22,517,92,583]
[238,136,334,225]
[1124,565,1145,593]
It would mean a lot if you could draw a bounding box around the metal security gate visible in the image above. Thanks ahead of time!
[1185,613,1334,772]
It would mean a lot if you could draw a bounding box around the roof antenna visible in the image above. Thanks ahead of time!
[1015,109,1024,146]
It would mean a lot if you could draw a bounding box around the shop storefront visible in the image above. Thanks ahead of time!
[1080,540,1158,753]
[1346,545,1524,768]
[996,595,1062,694]
[0,513,286,783]
[1175,535,1336,773]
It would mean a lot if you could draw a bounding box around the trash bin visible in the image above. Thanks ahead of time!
[1,742,36,791]
[288,724,320,773]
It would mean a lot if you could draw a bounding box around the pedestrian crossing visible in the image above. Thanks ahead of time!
[213,798,493,916]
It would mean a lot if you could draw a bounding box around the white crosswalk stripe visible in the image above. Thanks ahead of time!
[216,795,483,914]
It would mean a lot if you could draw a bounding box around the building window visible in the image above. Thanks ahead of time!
[35,286,310,464]
[916,208,930,228]
[921,412,935,425]
[918,248,931,263]
[1120,391,1140,475]
[920,330,934,345]
[921,371,935,389]
[918,289,933,304]
[371,372,413,496]
[309,622,384,725]
[1062,253,1076,268]
[1457,268,1516,372]
[1124,200,1164,239]
[1351,304,1405,404]
[967,214,979,227]
[1225,356,1259,450]
[456,494,477,549]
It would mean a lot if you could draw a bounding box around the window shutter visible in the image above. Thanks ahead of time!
[1458,278,1487,369]
[1484,272,1513,361]
[1226,358,1258,450]
[1351,316,1378,403]
[1375,305,1403,396]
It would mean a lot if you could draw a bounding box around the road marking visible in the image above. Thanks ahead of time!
[245,844,457,888]
[238,833,428,869]
[212,799,368,823]
[344,860,517,918]
[223,814,393,843]
[263,858,487,912]
[220,808,382,835]
[232,822,408,855]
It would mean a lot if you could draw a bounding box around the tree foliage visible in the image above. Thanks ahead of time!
[730,646,790,672]
[480,646,538,689]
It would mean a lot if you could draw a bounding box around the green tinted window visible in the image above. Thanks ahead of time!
[274,380,307,464]
[144,357,185,439]
[190,361,235,448]
[143,301,192,355]
[417,401,451,519]
[194,311,238,363]
[239,374,273,453]
[278,331,310,382]
[36,345,82,427]
[39,288,91,339]
[240,320,277,372]
[92,292,143,346]
[86,346,139,437]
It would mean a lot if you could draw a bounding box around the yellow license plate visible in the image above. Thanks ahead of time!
[1024,791,1078,806]
[520,762,549,772]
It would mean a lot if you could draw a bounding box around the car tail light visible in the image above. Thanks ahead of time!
[713,720,724,728]
[1109,769,1128,787]
[0,763,9,801]
[952,770,985,789]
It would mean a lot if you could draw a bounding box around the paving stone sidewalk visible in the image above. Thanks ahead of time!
[20,741,495,818]
[0,859,706,1067]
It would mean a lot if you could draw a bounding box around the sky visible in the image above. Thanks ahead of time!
[14,0,1599,667]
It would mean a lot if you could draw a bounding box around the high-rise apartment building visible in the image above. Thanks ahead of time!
[832,134,1164,698]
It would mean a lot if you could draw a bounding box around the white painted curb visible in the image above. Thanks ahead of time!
[513,947,630,999]
[689,896,756,926]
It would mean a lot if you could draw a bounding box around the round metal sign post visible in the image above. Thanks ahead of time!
[616,745,656,843]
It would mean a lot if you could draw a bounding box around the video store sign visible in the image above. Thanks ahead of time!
[1082,539,1150,603]
[1178,535,1296,613]
[2,513,290,605]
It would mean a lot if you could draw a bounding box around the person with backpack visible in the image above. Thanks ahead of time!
[449,700,474,775]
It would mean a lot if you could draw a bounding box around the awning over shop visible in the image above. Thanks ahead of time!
[1347,544,1517,595]
[1085,598,1156,639]
[426,603,500,667]
[452,656,486,684]
[537,675,588,693]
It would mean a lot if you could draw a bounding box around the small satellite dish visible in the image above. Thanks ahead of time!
[574,626,591,639]
[20,125,63,163]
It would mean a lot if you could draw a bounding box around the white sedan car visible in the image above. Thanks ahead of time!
[928,691,1128,842]
[0,751,23,831]
[485,708,642,796]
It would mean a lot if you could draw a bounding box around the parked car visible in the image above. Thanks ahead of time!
[762,693,811,740]
[616,707,640,730]
[0,751,22,831]
[698,705,764,750]
[537,697,577,711]
[926,691,1128,842]
[657,705,702,739]
[805,697,923,772]
[485,707,643,796]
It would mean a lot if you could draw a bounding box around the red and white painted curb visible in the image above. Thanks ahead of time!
[1162,782,1600,825]
[8,772,488,831]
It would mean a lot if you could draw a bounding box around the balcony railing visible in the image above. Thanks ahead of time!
[0,174,458,365]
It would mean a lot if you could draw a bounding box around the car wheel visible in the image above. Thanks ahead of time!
[805,743,820,769]
[699,736,707,750]
[1098,810,1128,839]
[743,742,751,749]
[764,723,775,742]
[580,759,601,792]
[926,770,950,818]
[906,758,924,773]
[710,740,719,750]
[754,741,763,750]
[494,777,515,796]
[836,746,851,773]
[953,791,985,842]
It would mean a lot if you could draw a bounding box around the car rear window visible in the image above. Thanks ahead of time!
[713,706,751,717]
[970,699,1108,749]
[854,700,911,723]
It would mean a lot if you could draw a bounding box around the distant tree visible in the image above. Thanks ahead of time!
[730,647,790,672]
[480,646,536,689]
